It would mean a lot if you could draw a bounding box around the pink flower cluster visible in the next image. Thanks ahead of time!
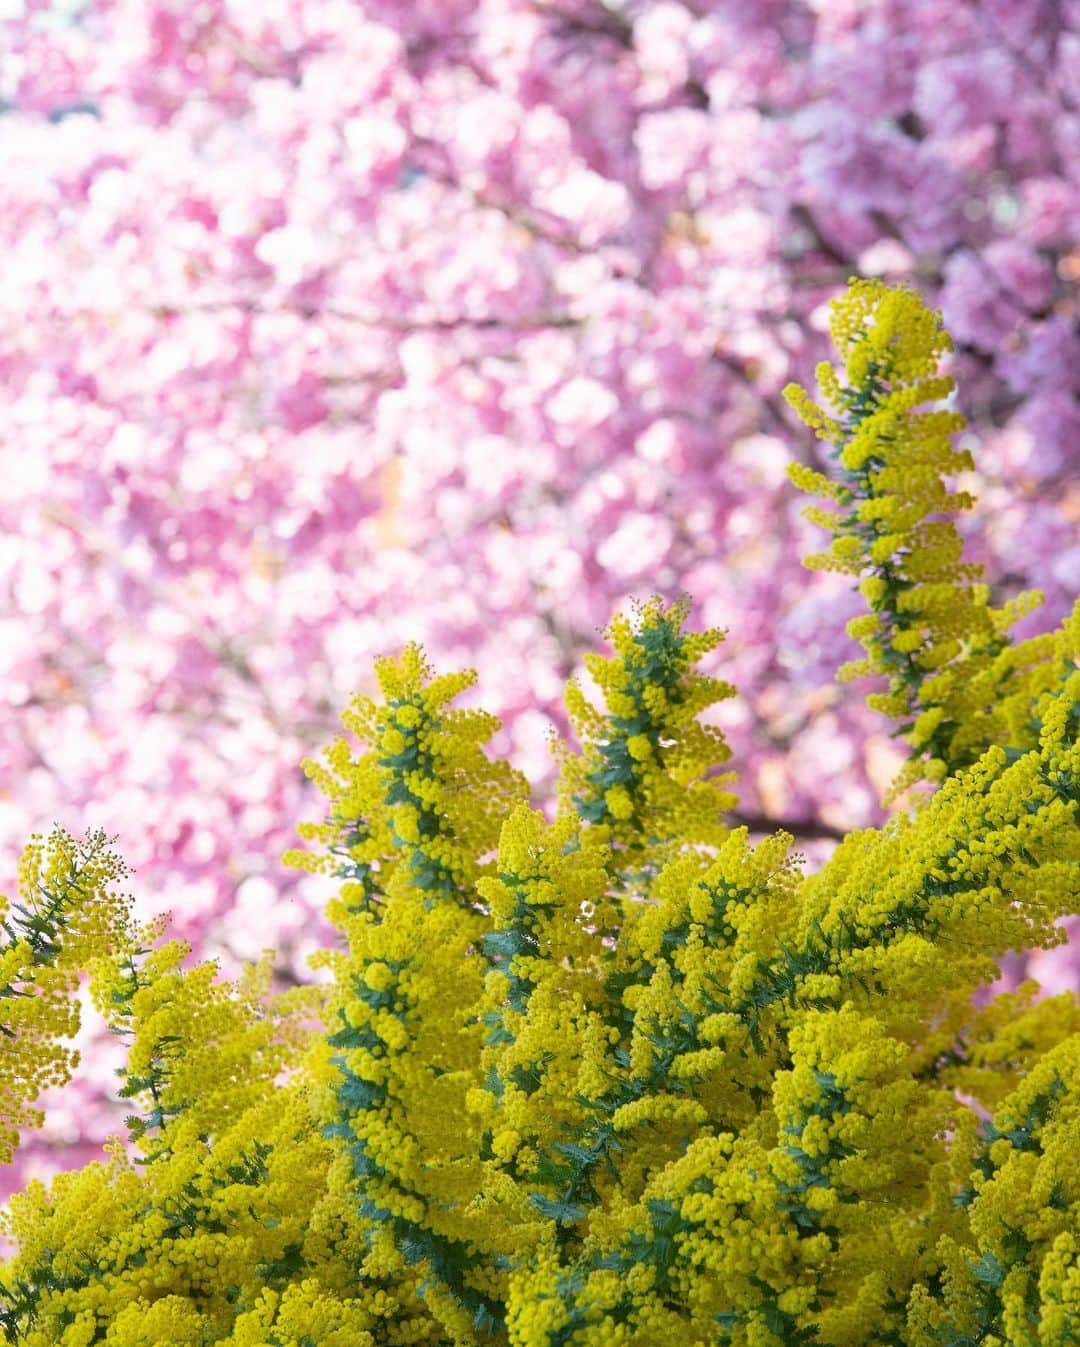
[0,0,1075,1196]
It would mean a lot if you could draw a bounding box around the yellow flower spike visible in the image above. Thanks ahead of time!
[556,596,738,893]
[786,277,1064,799]
[0,828,134,1167]
[3,281,1079,1347]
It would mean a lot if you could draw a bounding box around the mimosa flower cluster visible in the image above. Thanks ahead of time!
[1,282,1078,1346]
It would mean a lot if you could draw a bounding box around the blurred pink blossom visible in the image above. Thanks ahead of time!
[0,0,1075,1202]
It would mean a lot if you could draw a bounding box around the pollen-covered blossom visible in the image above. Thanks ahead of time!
[0,830,131,1167]
[1,281,1077,1343]
[785,280,1054,798]
[557,596,738,876]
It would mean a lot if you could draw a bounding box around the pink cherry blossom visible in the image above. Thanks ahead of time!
[0,0,1075,1202]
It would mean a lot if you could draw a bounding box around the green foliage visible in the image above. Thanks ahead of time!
[0,283,1078,1347]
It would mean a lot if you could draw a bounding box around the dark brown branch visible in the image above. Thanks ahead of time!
[729,811,847,842]
[145,297,583,331]
[530,1,635,47]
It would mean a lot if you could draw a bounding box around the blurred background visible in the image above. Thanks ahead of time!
[0,0,1076,1197]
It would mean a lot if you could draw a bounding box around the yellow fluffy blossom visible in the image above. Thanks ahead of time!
[785,278,1059,800]
[557,595,738,884]
[0,828,132,1166]
[1,280,1077,1347]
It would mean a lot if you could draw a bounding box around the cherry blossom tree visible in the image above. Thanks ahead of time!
[0,0,1075,1196]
